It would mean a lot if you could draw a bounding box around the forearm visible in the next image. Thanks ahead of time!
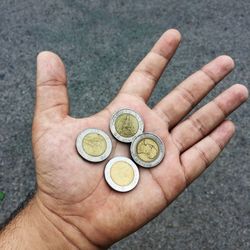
[0,197,74,250]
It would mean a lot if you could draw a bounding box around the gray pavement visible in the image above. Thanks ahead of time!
[0,0,249,249]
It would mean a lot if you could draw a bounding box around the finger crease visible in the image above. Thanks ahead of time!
[150,51,169,63]
[172,136,184,152]
[194,145,210,168]
[200,69,216,85]
[179,157,190,187]
[38,79,66,87]
[154,107,171,124]
[134,67,159,83]
[188,116,207,137]
[212,99,227,117]
[40,102,68,114]
[208,135,224,151]
[176,85,196,107]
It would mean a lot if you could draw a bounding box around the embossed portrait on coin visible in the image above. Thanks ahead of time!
[115,114,139,137]
[136,138,159,162]
[82,133,107,156]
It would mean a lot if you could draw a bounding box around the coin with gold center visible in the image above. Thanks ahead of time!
[110,161,134,186]
[137,138,159,162]
[82,133,107,157]
[110,109,144,143]
[104,156,140,192]
[130,133,165,168]
[76,128,112,162]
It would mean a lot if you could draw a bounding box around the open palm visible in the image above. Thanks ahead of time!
[32,29,248,249]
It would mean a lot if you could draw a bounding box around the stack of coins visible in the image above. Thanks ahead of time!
[76,108,165,193]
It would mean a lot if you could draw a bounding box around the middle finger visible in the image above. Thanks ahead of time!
[153,55,234,128]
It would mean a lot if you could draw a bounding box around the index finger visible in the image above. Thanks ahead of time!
[119,29,181,102]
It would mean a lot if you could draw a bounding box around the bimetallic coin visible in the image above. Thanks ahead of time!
[76,128,112,162]
[110,109,144,143]
[130,133,165,168]
[104,157,140,192]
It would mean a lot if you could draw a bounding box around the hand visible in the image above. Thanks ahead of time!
[7,29,249,249]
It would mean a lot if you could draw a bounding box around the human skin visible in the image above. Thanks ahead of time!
[0,29,248,249]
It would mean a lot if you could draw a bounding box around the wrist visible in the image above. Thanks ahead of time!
[28,196,76,249]
[0,195,78,249]
[34,193,103,249]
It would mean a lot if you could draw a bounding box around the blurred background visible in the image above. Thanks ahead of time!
[0,0,249,249]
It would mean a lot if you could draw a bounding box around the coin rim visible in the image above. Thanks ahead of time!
[110,108,144,143]
[104,156,140,192]
[130,132,165,168]
[76,128,112,162]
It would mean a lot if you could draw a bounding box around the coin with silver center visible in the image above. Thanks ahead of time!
[104,156,140,192]
[76,128,112,162]
[110,108,144,143]
[130,132,165,168]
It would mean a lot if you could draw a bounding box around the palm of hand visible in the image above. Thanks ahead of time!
[32,30,247,248]
[34,93,179,245]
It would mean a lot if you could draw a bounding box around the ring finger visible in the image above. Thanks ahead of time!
[153,55,234,128]
[171,84,248,153]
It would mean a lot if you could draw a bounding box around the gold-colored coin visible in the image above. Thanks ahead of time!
[82,133,107,157]
[104,156,140,192]
[136,138,159,162]
[110,109,144,143]
[131,133,165,168]
[110,161,135,186]
[115,114,139,138]
[76,129,112,162]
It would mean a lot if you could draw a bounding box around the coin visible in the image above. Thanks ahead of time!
[110,109,144,143]
[130,132,165,168]
[104,156,140,192]
[76,128,112,162]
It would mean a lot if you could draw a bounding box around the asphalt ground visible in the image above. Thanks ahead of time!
[0,0,249,249]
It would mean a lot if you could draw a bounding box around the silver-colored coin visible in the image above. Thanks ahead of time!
[130,132,165,168]
[110,108,144,143]
[104,156,140,192]
[76,128,112,162]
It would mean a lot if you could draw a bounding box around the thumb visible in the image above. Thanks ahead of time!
[34,51,69,122]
